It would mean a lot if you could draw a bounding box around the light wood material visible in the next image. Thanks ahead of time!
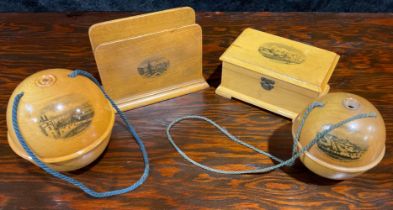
[216,28,339,119]
[89,7,208,111]
[89,7,196,50]
[292,92,386,180]
[1,12,393,209]
[6,69,115,171]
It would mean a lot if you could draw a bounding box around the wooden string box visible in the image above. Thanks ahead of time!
[89,7,208,111]
[216,28,340,119]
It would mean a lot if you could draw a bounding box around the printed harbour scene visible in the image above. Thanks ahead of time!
[317,134,367,160]
[137,56,170,78]
[38,95,94,139]
[258,42,305,65]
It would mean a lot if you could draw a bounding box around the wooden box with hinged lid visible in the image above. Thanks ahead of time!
[216,28,340,119]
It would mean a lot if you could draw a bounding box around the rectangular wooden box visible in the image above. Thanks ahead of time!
[216,28,340,119]
[89,7,208,111]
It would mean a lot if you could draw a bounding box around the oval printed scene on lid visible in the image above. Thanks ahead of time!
[317,133,368,161]
[137,56,170,78]
[258,42,306,65]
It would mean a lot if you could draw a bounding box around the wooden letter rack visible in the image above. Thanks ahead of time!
[89,7,208,111]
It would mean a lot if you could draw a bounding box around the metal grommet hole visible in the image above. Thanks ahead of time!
[343,98,360,110]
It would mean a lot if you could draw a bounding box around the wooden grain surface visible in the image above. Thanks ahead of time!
[0,12,392,209]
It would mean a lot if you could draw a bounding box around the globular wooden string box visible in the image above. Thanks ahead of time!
[216,28,340,119]
[89,7,208,111]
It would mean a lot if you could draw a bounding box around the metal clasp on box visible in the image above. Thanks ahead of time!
[260,77,275,90]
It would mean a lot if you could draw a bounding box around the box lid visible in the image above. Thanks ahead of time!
[220,28,339,93]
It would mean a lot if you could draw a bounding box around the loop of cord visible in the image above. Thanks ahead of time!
[166,105,376,174]
[11,69,149,198]
[11,69,377,196]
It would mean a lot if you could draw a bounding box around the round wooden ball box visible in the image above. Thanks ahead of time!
[292,92,386,180]
[6,69,115,172]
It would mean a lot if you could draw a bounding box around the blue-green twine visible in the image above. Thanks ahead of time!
[166,103,376,174]
[11,69,149,198]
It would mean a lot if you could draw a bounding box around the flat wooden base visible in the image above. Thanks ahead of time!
[116,80,209,111]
